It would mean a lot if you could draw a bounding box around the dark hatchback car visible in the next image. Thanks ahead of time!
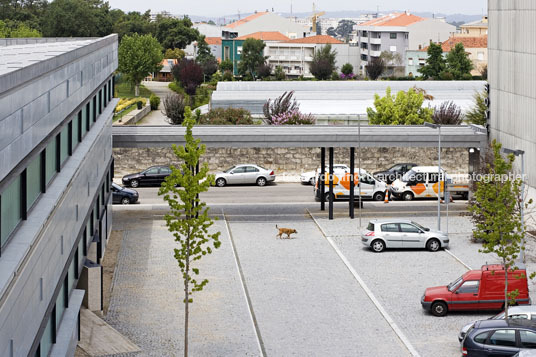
[374,163,417,184]
[122,165,172,188]
[462,319,536,356]
[112,183,139,204]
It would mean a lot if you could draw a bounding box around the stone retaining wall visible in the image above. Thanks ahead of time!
[113,147,469,178]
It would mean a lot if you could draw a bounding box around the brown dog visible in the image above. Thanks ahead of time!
[276,225,297,239]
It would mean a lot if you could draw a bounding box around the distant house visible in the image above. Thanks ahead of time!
[459,16,488,36]
[266,35,359,78]
[153,58,178,82]
[224,11,310,39]
[356,12,455,74]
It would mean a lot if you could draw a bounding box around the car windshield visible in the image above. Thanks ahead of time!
[402,169,416,182]
[224,166,236,173]
[447,276,464,292]
[411,221,427,231]
[492,311,506,319]
[112,183,122,190]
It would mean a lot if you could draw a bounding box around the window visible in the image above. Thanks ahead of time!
[68,258,76,290]
[81,106,88,138]
[56,280,66,327]
[159,167,172,175]
[91,96,96,122]
[381,223,399,232]
[366,222,375,231]
[488,329,516,347]
[359,175,375,185]
[60,125,69,165]
[71,115,79,151]
[232,167,247,174]
[237,46,243,55]
[45,139,58,185]
[408,58,414,66]
[404,33,408,39]
[224,46,230,60]
[98,89,102,115]
[477,52,484,61]
[520,330,536,348]
[457,280,479,294]
[26,155,42,209]
[1,176,22,246]
[246,166,259,173]
[510,314,529,319]
[390,33,397,39]
[474,332,488,344]
[39,315,54,357]
[399,223,421,233]
[145,167,159,175]
[390,46,397,52]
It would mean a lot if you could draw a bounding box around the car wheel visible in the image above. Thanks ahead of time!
[373,191,385,201]
[121,197,131,205]
[431,301,447,317]
[256,177,267,187]
[402,192,414,201]
[216,178,226,187]
[130,179,139,188]
[426,238,441,252]
[371,239,385,253]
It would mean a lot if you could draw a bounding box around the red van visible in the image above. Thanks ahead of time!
[421,264,530,316]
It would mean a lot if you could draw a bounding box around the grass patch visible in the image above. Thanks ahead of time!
[113,104,137,122]
[114,82,153,98]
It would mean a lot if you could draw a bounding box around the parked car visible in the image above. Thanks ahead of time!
[459,306,536,343]
[214,164,275,187]
[121,165,172,188]
[461,319,536,356]
[314,169,388,201]
[373,163,417,184]
[361,219,448,253]
[300,164,350,185]
[112,182,139,204]
[422,264,530,317]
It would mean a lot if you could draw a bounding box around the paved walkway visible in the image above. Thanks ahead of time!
[136,81,173,125]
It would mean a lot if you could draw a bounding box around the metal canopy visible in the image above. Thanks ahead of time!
[112,125,487,149]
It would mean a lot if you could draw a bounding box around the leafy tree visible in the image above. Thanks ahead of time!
[200,58,219,78]
[263,91,299,122]
[310,44,337,80]
[0,0,47,31]
[162,93,187,124]
[256,63,272,79]
[112,9,154,40]
[432,101,463,125]
[118,34,163,96]
[219,60,233,72]
[480,64,488,80]
[158,108,221,356]
[326,27,336,37]
[0,19,41,37]
[164,48,185,59]
[446,42,474,79]
[469,140,532,316]
[172,59,204,95]
[335,19,356,41]
[274,66,286,80]
[222,70,233,81]
[41,0,113,37]
[380,51,403,66]
[367,87,433,125]
[365,57,385,80]
[418,42,445,80]
[196,35,215,63]
[237,38,266,79]
[156,16,199,50]
[341,63,353,76]
[466,90,488,125]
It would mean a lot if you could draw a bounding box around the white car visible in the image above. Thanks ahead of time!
[300,164,350,185]
[214,164,275,187]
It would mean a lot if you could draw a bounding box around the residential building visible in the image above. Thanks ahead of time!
[0,35,117,356]
[184,23,224,59]
[488,0,536,230]
[356,12,455,74]
[265,35,359,78]
[459,16,488,36]
[153,58,178,81]
[406,35,488,76]
[222,31,290,75]
[224,11,309,39]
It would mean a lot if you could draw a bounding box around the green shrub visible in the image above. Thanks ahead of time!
[162,93,187,125]
[222,70,233,81]
[198,107,254,125]
[341,63,353,75]
[219,60,233,72]
[149,94,160,110]
[331,71,340,80]
[274,66,286,80]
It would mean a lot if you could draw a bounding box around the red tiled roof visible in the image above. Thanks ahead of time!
[205,37,222,45]
[359,12,425,27]
[284,35,343,44]
[440,35,487,51]
[225,12,269,28]
[236,31,289,41]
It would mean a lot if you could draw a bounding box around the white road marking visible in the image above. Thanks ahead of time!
[307,209,421,357]
[444,249,473,270]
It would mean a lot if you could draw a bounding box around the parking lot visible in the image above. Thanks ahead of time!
[106,185,536,357]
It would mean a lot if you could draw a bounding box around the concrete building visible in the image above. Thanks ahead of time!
[488,0,536,230]
[0,35,117,356]
[460,16,488,36]
[224,11,310,39]
[356,12,456,73]
[265,35,359,78]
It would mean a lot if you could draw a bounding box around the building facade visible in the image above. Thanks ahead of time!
[224,11,309,39]
[488,0,536,230]
[0,35,117,356]
[460,16,488,36]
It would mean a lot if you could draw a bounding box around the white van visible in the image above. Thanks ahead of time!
[390,166,449,201]
[314,169,388,201]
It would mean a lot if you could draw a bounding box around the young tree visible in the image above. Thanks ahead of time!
[200,58,219,78]
[365,57,386,80]
[466,90,488,125]
[195,35,215,63]
[172,59,204,95]
[367,87,433,125]
[310,44,337,80]
[256,63,272,79]
[118,34,163,96]
[158,108,221,356]
[237,38,266,79]
[432,101,463,125]
[335,20,356,41]
[469,141,529,316]
[219,59,233,73]
[274,66,286,80]
[162,93,187,124]
[418,42,445,80]
[446,42,474,80]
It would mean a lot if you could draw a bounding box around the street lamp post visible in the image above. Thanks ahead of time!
[502,148,526,263]
[424,122,441,231]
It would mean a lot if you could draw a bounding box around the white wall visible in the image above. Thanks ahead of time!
[331,44,360,72]
[408,19,456,50]
[230,13,310,39]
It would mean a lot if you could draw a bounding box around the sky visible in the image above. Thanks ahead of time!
[106,0,488,18]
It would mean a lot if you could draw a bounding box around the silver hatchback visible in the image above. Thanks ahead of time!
[361,219,449,252]
[214,164,275,187]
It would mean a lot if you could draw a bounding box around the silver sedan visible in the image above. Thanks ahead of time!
[214,164,275,187]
